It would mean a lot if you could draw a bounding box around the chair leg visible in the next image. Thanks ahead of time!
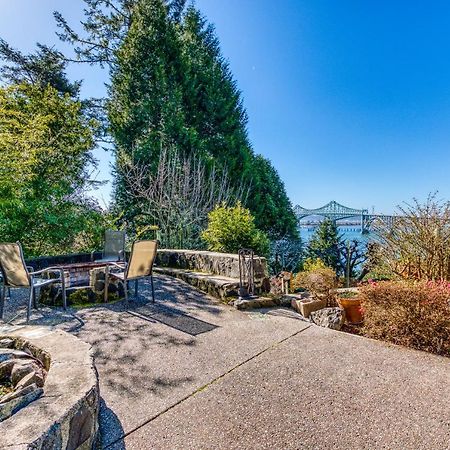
[124,279,128,303]
[0,285,6,320]
[32,287,38,309]
[151,274,155,303]
[27,286,34,323]
[104,266,109,303]
[135,279,138,299]
[61,278,67,311]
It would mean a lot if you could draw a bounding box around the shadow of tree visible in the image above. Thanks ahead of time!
[137,274,224,316]
[2,274,226,446]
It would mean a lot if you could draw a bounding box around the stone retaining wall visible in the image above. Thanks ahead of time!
[27,252,102,271]
[0,327,99,449]
[156,249,268,280]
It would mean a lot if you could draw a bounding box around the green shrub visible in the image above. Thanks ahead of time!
[302,257,328,272]
[291,259,338,305]
[360,281,450,356]
[201,202,269,256]
[337,291,358,299]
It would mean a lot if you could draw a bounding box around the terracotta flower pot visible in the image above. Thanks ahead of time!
[337,297,363,324]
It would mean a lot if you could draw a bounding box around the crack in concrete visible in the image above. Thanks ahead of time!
[103,324,312,448]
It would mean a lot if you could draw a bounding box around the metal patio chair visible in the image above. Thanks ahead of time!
[0,242,67,323]
[94,230,126,263]
[0,273,10,301]
[106,240,157,303]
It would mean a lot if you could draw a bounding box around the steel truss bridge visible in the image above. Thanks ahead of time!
[294,201,395,233]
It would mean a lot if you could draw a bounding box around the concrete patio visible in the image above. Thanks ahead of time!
[1,274,449,449]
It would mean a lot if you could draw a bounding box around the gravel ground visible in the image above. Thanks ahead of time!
[1,285,82,331]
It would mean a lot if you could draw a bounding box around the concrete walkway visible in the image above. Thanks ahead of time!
[2,275,450,449]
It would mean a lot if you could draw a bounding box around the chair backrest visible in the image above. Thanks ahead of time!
[126,240,158,280]
[104,230,126,261]
[0,242,30,287]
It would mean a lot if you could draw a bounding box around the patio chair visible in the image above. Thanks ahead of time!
[0,273,10,301]
[94,230,126,263]
[107,240,157,303]
[0,242,67,323]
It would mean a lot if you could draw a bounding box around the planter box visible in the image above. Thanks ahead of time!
[291,296,327,318]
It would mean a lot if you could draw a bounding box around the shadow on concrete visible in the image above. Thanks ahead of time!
[130,303,219,336]
[99,397,126,449]
[138,274,224,316]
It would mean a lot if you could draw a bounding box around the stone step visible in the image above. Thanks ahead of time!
[153,267,239,300]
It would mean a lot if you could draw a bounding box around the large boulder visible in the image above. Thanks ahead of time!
[310,307,345,330]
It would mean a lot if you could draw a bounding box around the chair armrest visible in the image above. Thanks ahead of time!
[26,266,35,273]
[30,266,65,279]
[108,262,126,270]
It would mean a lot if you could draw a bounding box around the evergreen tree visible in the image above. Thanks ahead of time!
[179,7,253,181]
[248,155,298,238]
[55,0,299,243]
[108,0,196,217]
[0,34,105,256]
[0,83,102,256]
[307,219,342,273]
[0,39,80,96]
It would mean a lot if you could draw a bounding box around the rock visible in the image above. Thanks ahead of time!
[0,360,14,379]
[0,339,15,349]
[310,307,345,330]
[156,249,268,281]
[15,370,45,390]
[0,383,40,404]
[10,361,40,386]
[291,297,327,318]
[14,372,36,390]
[0,349,32,363]
[277,295,293,307]
[232,297,278,310]
[0,385,43,422]
[67,405,95,449]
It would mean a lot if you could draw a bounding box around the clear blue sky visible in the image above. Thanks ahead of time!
[2,1,450,213]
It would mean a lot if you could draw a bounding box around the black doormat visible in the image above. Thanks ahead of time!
[128,307,218,336]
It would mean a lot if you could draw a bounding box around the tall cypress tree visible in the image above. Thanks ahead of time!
[180,7,253,177]
[108,0,197,216]
[179,7,298,239]
[248,155,298,238]
[56,0,299,242]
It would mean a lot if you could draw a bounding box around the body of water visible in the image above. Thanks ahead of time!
[299,226,375,244]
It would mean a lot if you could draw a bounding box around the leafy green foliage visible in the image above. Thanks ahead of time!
[302,257,329,272]
[59,0,298,244]
[0,39,80,96]
[247,155,298,239]
[306,219,341,273]
[291,263,337,305]
[0,83,103,257]
[201,203,269,256]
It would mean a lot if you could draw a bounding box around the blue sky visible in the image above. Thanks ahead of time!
[2,1,450,213]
